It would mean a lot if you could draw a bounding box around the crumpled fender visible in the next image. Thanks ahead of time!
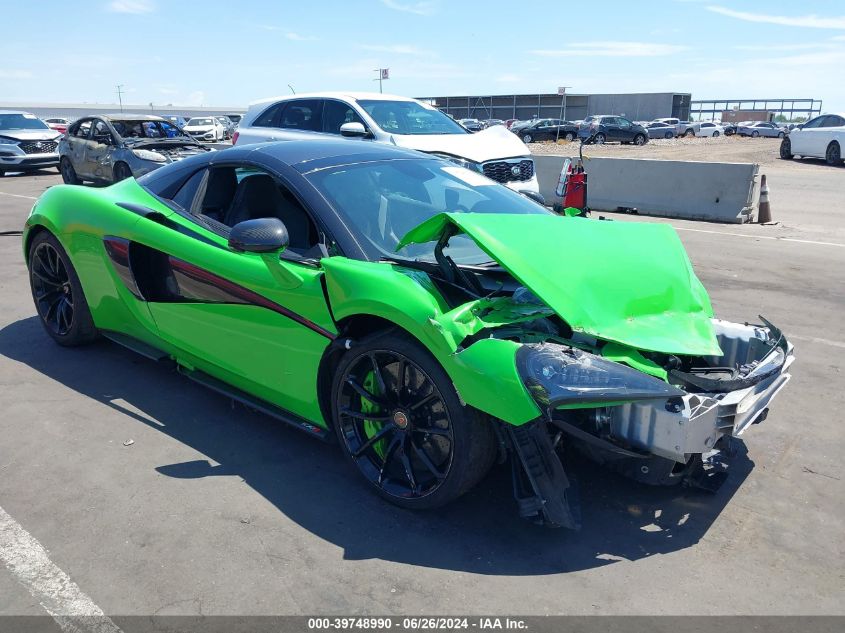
[322,256,540,424]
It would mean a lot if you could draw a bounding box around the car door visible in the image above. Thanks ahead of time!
[790,115,826,157]
[321,99,367,135]
[64,118,94,177]
[616,118,636,141]
[85,119,119,181]
[134,162,337,424]
[601,117,621,141]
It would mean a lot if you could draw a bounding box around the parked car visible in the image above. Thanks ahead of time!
[780,113,845,166]
[225,113,244,126]
[23,138,794,528]
[215,115,236,139]
[645,122,675,139]
[481,119,505,129]
[578,115,649,145]
[44,118,71,134]
[234,92,539,194]
[458,118,484,132]
[737,121,784,138]
[695,122,725,137]
[184,116,228,142]
[58,114,210,184]
[0,110,63,176]
[515,119,578,143]
[164,115,188,129]
[653,118,695,137]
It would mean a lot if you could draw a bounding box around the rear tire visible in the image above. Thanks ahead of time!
[27,231,97,346]
[826,142,842,166]
[664,131,673,139]
[331,331,497,510]
[59,157,80,185]
[564,132,575,141]
[751,130,760,138]
[713,131,720,137]
[685,129,694,137]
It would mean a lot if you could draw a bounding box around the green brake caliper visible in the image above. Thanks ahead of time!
[362,370,387,459]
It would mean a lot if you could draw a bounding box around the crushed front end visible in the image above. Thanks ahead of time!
[509,317,794,528]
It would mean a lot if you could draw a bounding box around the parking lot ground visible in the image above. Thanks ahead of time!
[1,167,844,618]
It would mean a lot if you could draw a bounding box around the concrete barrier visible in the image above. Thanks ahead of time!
[534,155,760,223]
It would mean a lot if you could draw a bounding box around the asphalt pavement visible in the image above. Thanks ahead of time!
[0,164,843,619]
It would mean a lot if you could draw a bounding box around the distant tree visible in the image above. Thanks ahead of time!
[774,114,788,122]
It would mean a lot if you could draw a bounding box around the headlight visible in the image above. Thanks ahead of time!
[131,149,167,162]
[0,137,19,145]
[516,343,684,409]
[431,153,483,172]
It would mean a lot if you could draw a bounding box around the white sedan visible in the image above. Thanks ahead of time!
[695,122,725,137]
[183,117,227,142]
[780,113,845,166]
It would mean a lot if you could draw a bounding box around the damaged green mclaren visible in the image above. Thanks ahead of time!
[23,140,794,528]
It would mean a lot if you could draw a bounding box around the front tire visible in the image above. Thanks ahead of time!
[564,132,575,141]
[664,131,673,139]
[27,232,97,346]
[522,133,533,143]
[112,162,132,182]
[779,137,794,160]
[633,133,646,145]
[59,157,80,184]
[685,129,694,137]
[594,133,606,144]
[331,331,496,510]
[751,130,760,138]
[713,131,720,137]
[826,142,842,166]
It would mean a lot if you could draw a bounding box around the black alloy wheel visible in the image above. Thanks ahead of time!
[60,157,80,184]
[28,232,97,346]
[332,333,495,509]
[633,134,646,145]
[779,137,793,160]
[826,142,842,166]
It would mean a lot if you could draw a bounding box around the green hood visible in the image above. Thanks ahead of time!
[397,213,721,356]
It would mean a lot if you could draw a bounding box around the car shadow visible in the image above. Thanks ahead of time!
[0,316,753,576]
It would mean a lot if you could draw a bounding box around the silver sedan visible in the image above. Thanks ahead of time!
[737,121,785,138]
[58,114,211,184]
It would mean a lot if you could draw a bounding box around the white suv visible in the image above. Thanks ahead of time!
[234,92,539,195]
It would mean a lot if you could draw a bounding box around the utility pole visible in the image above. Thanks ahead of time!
[556,86,571,143]
[373,68,389,93]
[116,84,125,112]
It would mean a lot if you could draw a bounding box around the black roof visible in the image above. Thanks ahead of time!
[239,139,429,172]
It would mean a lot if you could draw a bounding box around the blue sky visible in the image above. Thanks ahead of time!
[2,0,844,111]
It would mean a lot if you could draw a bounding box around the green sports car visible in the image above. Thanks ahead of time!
[23,139,794,528]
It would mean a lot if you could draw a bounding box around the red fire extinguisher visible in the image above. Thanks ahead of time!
[554,138,589,217]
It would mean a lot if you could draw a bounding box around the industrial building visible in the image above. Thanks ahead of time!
[417,92,692,122]
[0,102,243,121]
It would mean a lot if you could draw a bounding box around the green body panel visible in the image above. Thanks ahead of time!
[25,180,336,428]
[601,342,668,381]
[322,257,541,425]
[398,213,721,357]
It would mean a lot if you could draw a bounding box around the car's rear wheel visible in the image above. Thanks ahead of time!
[713,131,720,137]
[112,162,132,182]
[685,129,694,137]
[633,133,646,145]
[59,157,80,184]
[664,131,673,139]
[332,331,496,510]
[594,133,606,144]
[779,137,793,160]
[778,131,785,138]
[826,142,842,166]
[28,232,97,346]
[522,133,533,143]
[751,130,760,137]
[564,132,575,141]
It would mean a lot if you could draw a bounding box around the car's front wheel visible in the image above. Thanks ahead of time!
[826,141,842,166]
[564,132,575,141]
[594,133,606,144]
[113,162,132,182]
[331,331,496,510]
[751,130,760,137]
[633,133,646,145]
[27,231,97,346]
[713,131,720,137]
[779,137,794,160]
[59,157,80,184]
[521,133,533,143]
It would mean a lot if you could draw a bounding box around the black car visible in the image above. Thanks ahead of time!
[723,123,738,136]
[516,119,578,143]
[578,115,649,145]
[458,119,484,132]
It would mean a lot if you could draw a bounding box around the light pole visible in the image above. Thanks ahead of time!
[556,86,571,143]
[116,84,125,112]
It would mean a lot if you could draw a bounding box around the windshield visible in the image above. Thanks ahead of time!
[112,119,190,140]
[358,100,467,135]
[187,118,214,126]
[307,158,551,264]
[0,113,50,131]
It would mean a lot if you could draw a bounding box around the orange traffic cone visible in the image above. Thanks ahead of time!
[758,174,772,223]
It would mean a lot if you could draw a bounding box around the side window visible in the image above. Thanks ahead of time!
[70,120,92,138]
[252,102,285,127]
[322,100,364,134]
[92,120,113,143]
[828,115,845,127]
[279,100,323,132]
[171,168,208,211]
[195,165,319,252]
[802,116,825,129]
[618,118,632,127]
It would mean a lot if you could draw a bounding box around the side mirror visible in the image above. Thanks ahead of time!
[340,122,368,138]
[228,218,289,253]
[520,190,546,206]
